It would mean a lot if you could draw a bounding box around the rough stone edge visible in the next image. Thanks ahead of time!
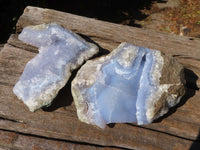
[71,42,138,128]
[13,23,99,112]
[146,52,186,122]
[72,42,186,127]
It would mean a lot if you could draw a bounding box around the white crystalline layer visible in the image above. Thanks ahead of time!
[72,42,184,128]
[13,23,98,112]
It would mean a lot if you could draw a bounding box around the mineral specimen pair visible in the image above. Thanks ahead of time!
[13,23,185,128]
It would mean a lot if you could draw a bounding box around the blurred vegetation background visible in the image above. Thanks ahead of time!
[0,0,199,44]
[0,0,158,43]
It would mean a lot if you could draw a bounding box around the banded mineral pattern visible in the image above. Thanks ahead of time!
[13,23,98,112]
[72,43,185,128]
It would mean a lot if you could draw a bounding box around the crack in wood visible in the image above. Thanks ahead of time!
[0,110,199,146]
[0,129,126,150]
[1,6,200,149]
[173,55,200,62]
[127,123,200,143]
[7,42,38,54]
[0,82,14,87]
[0,117,24,124]
[3,35,199,91]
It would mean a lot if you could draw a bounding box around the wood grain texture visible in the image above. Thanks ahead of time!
[16,6,200,88]
[0,83,199,150]
[0,6,200,150]
[0,44,4,52]
[0,130,120,150]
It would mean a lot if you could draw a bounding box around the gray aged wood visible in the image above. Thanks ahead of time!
[0,6,200,150]
[0,44,4,52]
[0,129,120,150]
[16,6,200,88]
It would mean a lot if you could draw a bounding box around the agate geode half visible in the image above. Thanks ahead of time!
[13,23,98,112]
[72,42,185,128]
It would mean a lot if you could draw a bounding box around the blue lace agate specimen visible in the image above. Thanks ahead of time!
[72,43,185,128]
[13,23,98,112]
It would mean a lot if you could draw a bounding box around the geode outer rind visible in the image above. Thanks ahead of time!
[71,42,185,128]
[145,53,185,123]
[13,23,99,112]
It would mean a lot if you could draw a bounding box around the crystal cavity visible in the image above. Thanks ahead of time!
[72,42,185,128]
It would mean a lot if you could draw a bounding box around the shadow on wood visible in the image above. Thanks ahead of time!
[184,68,199,90]
[107,123,116,128]
[42,70,75,112]
[0,0,166,43]
[78,33,110,56]
[1,5,200,149]
[42,34,109,112]
[190,130,200,150]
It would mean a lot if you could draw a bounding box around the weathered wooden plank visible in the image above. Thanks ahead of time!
[0,6,200,150]
[16,7,200,57]
[1,80,200,150]
[16,6,200,87]
[0,89,198,150]
[0,44,4,52]
[0,43,200,149]
[0,130,121,150]
[8,34,37,53]
[0,44,35,86]
[6,34,200,90]
[16,6,200,59]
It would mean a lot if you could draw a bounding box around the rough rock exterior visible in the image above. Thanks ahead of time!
[72,42,185,128]
[13,23,99,112]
